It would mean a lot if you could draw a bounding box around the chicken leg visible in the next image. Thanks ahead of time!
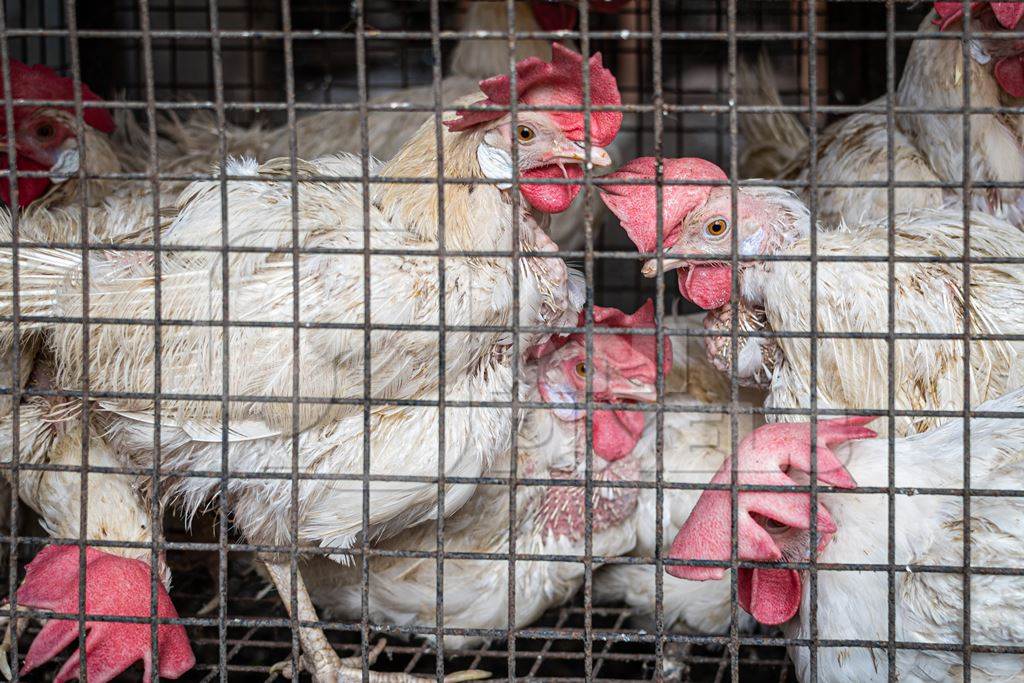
[261,559,489,683]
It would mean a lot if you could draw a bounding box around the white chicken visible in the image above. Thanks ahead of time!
[600,157,1024,437]
[740,2,1024,229]
[302,300,661,645]
[0,61,179,644]
[595,318,761,637]
[670,401,1024,682]
[162,0,633,250]
[0,46,621,681]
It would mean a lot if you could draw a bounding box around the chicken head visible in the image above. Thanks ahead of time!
[446,43,622,214]
[601,157,809,310]
[529,299,668,540]
[666,418,876,625]
[0,61,115,208]
[532,299,670,462]
[934,2,1024,97]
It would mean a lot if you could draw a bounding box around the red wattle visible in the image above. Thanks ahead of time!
[738,567,803,626]
[520,163,584,214]
[995,55,1024,98]
[593,408,644,461]
[677,265,733,310]
[0,155,53,208]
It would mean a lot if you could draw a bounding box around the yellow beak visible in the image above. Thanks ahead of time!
[551,142,613,168]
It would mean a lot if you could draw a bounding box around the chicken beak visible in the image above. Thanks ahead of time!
[641,258,687,278]
[615,380,658,403]
[550,141,613,168]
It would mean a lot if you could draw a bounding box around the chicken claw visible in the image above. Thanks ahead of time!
[0,604,29,680]
[262,560,489,683]
[15,545,195,682]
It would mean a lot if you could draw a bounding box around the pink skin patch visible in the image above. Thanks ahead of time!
[667,418,877,626]
[539,457,640,541]
[677,264,734,310]
[521,163,584,214]
[16,545,195,683]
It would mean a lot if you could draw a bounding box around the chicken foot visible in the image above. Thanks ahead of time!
[262,559,489,683]
[269,637,386,680]
[0,605,29,680]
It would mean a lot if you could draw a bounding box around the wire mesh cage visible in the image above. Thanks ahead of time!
[1,0,1023,682]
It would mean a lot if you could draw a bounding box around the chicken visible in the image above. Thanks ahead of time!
[739,3,1024,229]
[0,359,194,682]
[0,58,122,430]
[0,45,621,682]
[0,60,121,212]
[600,157,1024,437]
[669,400,1024,682]
[594,317,761,637]
[162,0,632,250]
[0,66,193,679]
[302,300,662,646]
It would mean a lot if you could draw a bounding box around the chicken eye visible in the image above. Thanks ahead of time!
[704,218,729,238]
[753,512,789,534]
[35,123,55,140]
[574,361,587,378]
[516,125,535,142]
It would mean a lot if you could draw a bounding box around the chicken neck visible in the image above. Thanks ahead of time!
[896,16,1024,215]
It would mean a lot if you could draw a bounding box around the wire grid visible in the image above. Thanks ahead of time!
[2,0,1019,682]
[1,539,795,681]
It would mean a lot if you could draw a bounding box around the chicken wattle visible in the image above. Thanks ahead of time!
[670,395,1024,682]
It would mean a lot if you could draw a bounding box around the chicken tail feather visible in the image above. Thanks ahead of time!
[738,51,809,181]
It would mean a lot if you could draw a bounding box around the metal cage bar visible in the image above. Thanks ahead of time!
[0,1,1020,682]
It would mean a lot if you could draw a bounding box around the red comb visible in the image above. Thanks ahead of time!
[529,299,672,373]
[934,2,1024,30]
[570,299,672,375]
[1,60,114,134]
[16,545,195,682]
[445,43,622,147]
[667,417,876,582]
[600,157,728,253]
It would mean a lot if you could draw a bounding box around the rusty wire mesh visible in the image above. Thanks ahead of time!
[3,0,1016,682]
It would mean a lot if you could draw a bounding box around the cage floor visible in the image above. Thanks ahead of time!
[7,538,795,682]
